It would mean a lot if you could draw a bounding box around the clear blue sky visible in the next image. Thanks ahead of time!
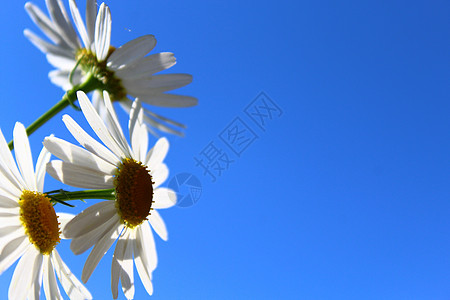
[0,0,449,299]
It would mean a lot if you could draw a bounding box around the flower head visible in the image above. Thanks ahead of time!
[0,122,91,300]
[25,0,197,136]
[44,91,177,298]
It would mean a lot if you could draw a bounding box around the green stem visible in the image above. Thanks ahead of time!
[8,74,102,150]
[48,188,116,202]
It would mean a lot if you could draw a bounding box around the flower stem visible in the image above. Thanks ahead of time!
[47,189,116,204]
[8,74,102,150]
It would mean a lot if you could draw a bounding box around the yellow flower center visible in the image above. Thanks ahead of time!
[19,191,61,255]
[114,158,154,228]
[75,47,126,100]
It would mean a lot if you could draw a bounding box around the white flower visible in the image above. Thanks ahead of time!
[0,123,91,300]
[25,0,197,136]
[44,91,177,298]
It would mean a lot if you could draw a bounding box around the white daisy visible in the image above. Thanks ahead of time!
[44,91,177,298]
[0,122,92,300]
[25,0,197,136]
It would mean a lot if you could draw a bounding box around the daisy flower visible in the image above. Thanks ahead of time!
[0,122,91,300]
[44,91,177,298]
[25,0,197,136]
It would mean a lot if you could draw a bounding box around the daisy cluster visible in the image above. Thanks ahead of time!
[0,0,195,299]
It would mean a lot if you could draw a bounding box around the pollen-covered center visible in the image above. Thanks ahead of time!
[114,158,154,228]
[19,191,61,255]
[75,47,126,100]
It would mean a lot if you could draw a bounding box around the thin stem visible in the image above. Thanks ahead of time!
[8,74,102,150]
[48,188,116,202]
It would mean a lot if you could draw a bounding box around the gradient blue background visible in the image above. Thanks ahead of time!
[0,0,449,299]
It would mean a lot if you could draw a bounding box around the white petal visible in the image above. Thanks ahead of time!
[86,0,97,46]
[49,69,81,90]
[52,250,93,299]
[0,236,29,275]
[134,238,154,295]
[149,210,168,241]
[0,206,19,216]
[144,107,186,129]
[128,99,141,157]
[46,0,80,49]
[0,215,21,229]
[77,91,126,159]
[91,89,103,107]
[138,93,198,108]
[0,128,25,191]
[0,195,18,208]
[91,91,111,127]
[0,175,21,202]
[151,163,169,188]
[47,53,76,70]
[62,114,120,166]
[152,188,177,209]
[35,144,52,192]
[9,248,42,300]
[122,73,193,94]
[137,114,149,163]
[0,206,19,219]
[111,233,125,299]
[94,3,111,61]
[118,96,186,137]
[47,160,114,189]
[107,35,156,69]
[0,226,25,254]
[43,254,61,300]
[0,233,24,258]
[0,165,22,197]
[120,234,135,299]
[44,136,117,174]
[119,101,160,137]
[129,99,148,162]
[142,110,184,136]
[136,221,157,272]
[13,122,36,191]
[55,212,75,239]
[102,91,132,157]
[64,200,116,238]
[146,137,169,169]
[23,29,74,58]
[0,227,22,246]
[70,213,120,255]
[27,272,42,300]
[69,0,90,48]
[81,222,121,283]
[24,2,69,46]
[114,52,176,79]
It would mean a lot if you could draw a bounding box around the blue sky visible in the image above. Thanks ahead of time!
[0,0,449,299]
